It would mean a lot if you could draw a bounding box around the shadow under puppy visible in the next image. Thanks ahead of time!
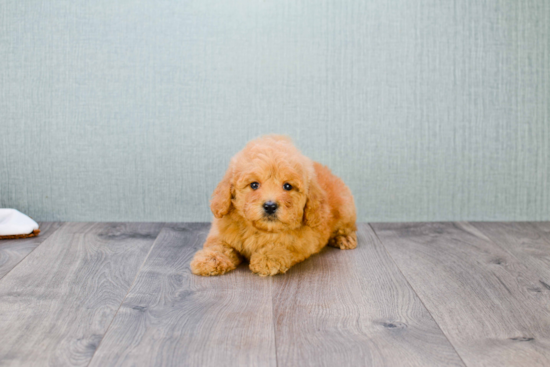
[191,135,357,276]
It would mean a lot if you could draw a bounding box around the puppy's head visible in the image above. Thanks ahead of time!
[210,135,327,232]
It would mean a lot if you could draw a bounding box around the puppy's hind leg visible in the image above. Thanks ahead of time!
[328,228,357,250]
[191,237,242,276]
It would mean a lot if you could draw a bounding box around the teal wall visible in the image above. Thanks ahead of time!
[1,0,549,222]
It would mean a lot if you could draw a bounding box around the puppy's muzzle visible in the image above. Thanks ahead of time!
[263,201,278,215]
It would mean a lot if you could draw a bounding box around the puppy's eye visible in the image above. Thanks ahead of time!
[283,183,292,191]
[250,182,259,190]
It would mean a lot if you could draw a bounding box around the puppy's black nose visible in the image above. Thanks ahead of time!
[263,201,278,215]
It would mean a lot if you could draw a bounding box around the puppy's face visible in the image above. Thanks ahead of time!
[210,136,321,233]
[233,163,307,232]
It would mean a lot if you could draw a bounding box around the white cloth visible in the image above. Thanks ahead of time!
[0,209,39,236]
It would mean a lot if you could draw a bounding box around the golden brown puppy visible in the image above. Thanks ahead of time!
[190,135,357,276]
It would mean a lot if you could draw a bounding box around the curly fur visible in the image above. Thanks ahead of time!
[191,135,357,277]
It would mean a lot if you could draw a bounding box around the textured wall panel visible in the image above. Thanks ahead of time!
[1,0,549,221]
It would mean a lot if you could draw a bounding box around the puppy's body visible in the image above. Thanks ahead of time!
[191,135,356,276]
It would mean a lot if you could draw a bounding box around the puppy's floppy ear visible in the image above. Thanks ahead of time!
[210,167,233,219]
[303,177,330,228]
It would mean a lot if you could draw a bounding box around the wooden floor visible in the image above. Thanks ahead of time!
[1,222,549,367]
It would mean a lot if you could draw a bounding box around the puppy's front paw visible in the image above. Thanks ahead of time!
[328,232,357,250]
[249,253,288,277]
[190,249,236,276]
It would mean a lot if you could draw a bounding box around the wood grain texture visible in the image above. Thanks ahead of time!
[0,222,163,367]
[471,222,550,287]
[0,222,63,280]
[371,222,550,367]
[88,223,276,367]
[532,222,550,236]
[271,224,465,367]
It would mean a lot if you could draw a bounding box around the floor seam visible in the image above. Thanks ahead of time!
[0,222,65,282]
[85,223,166,367]
[466,221,550,263]
[367,223,470,367]
[466,221,550,295]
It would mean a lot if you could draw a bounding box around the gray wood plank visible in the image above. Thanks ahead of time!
[271,224,465,367]
[0,222,63,280]
[371,222,550,367]
[470,222,550,287]
[88,223,276,367]
[532,222,550,237]
[0,222,163,367]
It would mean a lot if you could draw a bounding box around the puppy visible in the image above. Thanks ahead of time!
[191,135,357,276]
